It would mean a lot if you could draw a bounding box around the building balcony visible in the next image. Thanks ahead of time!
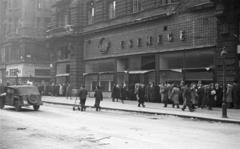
[46,25,74,39]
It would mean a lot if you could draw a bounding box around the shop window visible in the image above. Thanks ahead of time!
[132,0,142,13]
[159,70,183,84]
[185,69,213,83]
[117,72,128,86]
[10,69,18,76]
[109,0,116,19]
[85,75,98,91]
[99,59,114,72]
[56,76,69,85]
[159,53,184,70]
[129,56,141,70]
[35,69,50,76]
[144,71,155,84]
[88,1,95,25]
[141,55,155,70]
[85,61,99,73]
[99,74,114,92]
[56,63,69,74]
[117,58,128,72]
[185,50,214,68]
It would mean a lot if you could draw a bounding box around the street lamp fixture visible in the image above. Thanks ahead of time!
[221,47,228,118]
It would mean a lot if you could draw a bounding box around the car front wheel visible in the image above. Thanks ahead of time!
[33,105,40,111]
[14,100,21,111]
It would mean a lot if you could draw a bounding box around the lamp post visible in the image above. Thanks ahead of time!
[221,47,228,118]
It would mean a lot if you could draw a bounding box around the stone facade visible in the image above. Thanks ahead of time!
[0,0,56,85]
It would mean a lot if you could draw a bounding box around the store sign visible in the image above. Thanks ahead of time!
[98,38,110,54]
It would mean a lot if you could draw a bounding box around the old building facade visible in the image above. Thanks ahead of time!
[47,0,239,98]
[0,0,56,85]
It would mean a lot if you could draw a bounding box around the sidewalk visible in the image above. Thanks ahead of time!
[42,96,240,124]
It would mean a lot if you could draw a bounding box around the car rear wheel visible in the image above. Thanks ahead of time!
[33,105,40,111]
[28,94,38,105]
[14,100,21,111]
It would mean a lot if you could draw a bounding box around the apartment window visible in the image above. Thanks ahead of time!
[8,18,12,34]
[133,0,142,13]
[14,17,19,34]
[44,17,51,31]
[3,1,7,16]
[58,46,69,59]
[64,11,69,26]
[9,0,12,8]
[88,1,95,25]
[2,25,7,40]
[37,0,41,8]
[108,0,116,19]
[35,69,50,76]
[36,17,41,33]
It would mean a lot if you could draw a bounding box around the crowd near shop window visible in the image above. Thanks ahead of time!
[159,52,184,70]
[99,59,114,72]
[37,17,41,33]
[132,0,142,13]
[117,58,128,72]
[35,69,50,76]
[85,61,98,73]
[141,55,155,70]
[88,1,95,25]
[10,69,18,76]
[108,0,116,19]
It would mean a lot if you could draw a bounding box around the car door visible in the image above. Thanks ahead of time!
[5,88,14,106]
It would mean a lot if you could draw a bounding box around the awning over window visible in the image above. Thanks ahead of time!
[56,73,70,77]
[128,70,154,74]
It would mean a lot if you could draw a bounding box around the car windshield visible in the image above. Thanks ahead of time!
[17,87,40,95]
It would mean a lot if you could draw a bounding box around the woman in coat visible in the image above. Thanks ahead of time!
[111,85,117,102]
[191,84,198,110]
[226,84,233,108]
[209,84,216,110]
[94,86,103,111]
[160,84,169,107]
[169,84,180,108]
[59,84,63,96]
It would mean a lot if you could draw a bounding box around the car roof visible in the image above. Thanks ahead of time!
[7,85,37,90]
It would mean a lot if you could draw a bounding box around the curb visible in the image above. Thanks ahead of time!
[43,101,240,125]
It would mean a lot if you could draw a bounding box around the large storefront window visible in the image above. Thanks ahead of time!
[56,76,69,85]
[159,70,183,84]
[117,58,128,72]
[85,61,98,73]
[56,63,70,74]
[185,69,213,84]
[159,52,184,70]
[99,59,114,72]
[185,50,214,68]
[117,72,128,85]
[99,74,114,92]
[85,75,98,91]
[144,71,155,84]
[129,56,141,70]
[141,55,155,70]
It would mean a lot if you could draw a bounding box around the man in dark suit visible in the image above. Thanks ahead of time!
[78,85,88,111]
[182,84,194,112]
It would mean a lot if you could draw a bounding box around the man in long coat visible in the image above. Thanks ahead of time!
[137,85,145,107]
[94,86,103,111]
[182,84,193,112]
[232,80,240,109]
[78,85,88,111]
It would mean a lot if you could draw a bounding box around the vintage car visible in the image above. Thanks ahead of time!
[0,85,43,111]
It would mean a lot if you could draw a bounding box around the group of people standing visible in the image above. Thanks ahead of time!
[111,84,127,104]
[36,83,72,99]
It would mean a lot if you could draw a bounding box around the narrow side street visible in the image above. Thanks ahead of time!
[0,104,240,149]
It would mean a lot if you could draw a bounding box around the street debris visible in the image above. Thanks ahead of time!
[17,128,26,130]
